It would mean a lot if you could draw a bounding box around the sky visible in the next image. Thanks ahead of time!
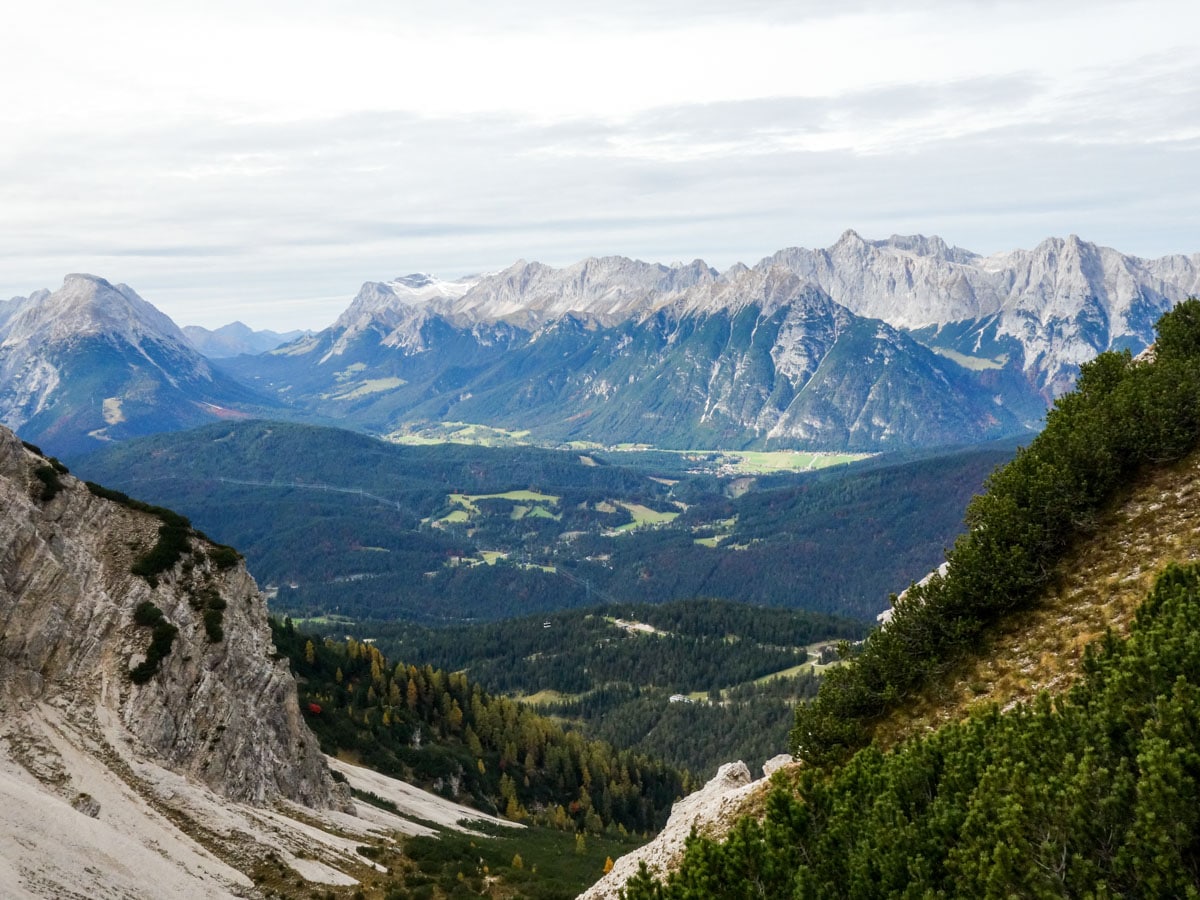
[3,0,1199,330]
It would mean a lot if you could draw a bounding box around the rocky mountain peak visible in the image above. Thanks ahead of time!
[330,273,481,338]
[834,227,867,248]
[2,274,191,351]
[334,280,405,328]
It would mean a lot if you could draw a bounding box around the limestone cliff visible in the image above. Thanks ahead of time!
[0,423,344,809]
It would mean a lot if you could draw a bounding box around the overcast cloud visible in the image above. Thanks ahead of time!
[3,0,1198,329]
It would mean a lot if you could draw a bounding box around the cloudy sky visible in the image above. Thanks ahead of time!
[3,0,1199,329]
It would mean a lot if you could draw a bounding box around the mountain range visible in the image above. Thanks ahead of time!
[6,233,1199,456]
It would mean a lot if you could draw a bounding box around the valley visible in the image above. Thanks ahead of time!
[72,420,1019,623]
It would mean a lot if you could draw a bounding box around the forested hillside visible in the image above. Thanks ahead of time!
[349,600,866,776]
[626,562,1200,897]
[619,300,1200,897]
[795,300,1200,764]
[74,425,1016,622]
[271,620,692,836]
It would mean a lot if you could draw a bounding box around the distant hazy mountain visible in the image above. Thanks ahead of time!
[182,321,309,358]
[0,274,274,455]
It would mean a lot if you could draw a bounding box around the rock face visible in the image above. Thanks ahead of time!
[440,256,717,327]
[579,756,794,900]
[0,423,345,808]
[762,232,1200,396]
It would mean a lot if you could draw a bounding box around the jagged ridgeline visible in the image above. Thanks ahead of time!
[621,300,1200,896]
[272,621,692,835]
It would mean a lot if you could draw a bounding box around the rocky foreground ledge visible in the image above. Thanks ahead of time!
[580,754,794,899]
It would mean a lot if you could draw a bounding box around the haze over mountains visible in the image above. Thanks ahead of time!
[5,233,1198,457]
[181,321,309,358]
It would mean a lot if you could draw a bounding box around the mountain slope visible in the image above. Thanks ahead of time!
[235,271,1032,450]
[73,419,1020,622]
[620,561,1200,899]
[0,425,341,807]
[0,275,275,455]
[765,230,1200,396]
[591,299,1200,898]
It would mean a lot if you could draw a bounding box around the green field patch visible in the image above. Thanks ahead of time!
[354,546,390,553]
[693,515,737,547]
[723,450,870,474]
[479,550,508,565]
[292,613,356,629]
[322,376,406,401]
[333,362,367,381]
[385,421,533,447]
[753,661,812,684]
[443,489,561,524]
[611,502,679,532]
[479,489,559,503]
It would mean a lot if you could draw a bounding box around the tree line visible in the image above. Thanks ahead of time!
[365,600,863,697]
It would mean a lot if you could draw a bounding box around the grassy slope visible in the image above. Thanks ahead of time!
[874,445,1200,745]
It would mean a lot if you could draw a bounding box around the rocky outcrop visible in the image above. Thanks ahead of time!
[579,755,794,900]
[0,424,346,809]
